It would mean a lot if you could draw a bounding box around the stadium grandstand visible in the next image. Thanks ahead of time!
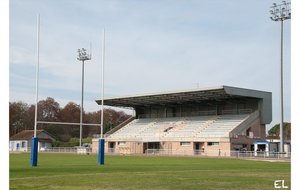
[92,85,272,156]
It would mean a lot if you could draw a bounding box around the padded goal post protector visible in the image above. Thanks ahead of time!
[98,138,105,165]
[30,137,38,167]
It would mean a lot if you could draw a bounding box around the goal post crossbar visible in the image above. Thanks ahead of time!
[37,121,101,126]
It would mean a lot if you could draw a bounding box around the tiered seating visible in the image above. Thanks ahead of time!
[195,114,248,138]
[108,114,249,141]
[109,118,156,139]
[138,118,182,141]
[164,116,213,138]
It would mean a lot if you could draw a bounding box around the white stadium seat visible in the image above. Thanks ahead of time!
[107,114,249,141]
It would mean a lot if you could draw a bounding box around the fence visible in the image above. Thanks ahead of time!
[19,147,93,154]
[43,147,92,154]
[230,151,291,159]
[11,147,291,160]
[106,148,291,160]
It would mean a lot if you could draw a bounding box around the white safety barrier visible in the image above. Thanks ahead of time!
[106,148,291,160]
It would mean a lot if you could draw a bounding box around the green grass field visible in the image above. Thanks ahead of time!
[10,153,290,190]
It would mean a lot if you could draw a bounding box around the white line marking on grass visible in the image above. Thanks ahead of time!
[10,168,280,181]
[9,170,235,180]
[244,159,290,162]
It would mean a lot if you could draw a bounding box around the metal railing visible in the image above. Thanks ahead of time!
[10,147,290,160]
[43,147,92,154]
[230,151,291,159]
[106,148,291,160]
[21,147,93,154]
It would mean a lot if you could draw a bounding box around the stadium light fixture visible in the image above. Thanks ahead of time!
[77,48,91,147]
[269,1,291,153]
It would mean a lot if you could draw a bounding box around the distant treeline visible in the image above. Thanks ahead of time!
[9,97,131,142]
[268,122,291,140]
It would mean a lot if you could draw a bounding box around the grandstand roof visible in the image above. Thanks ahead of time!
[96,86,272,123]
[98,85,267,105]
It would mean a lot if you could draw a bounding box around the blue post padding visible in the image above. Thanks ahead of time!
[98,138,105,165]
[30,137,38,167]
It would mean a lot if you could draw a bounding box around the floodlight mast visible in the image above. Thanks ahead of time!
[77,48,91,147]
[269,1,291,153]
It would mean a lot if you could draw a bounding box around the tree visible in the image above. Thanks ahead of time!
[103,109,130,133]
[9,97,131,144]
[24,105,35,130]
[58,102,81,141]
[37,97,60,122]
[84,111,100,136]
[9,101,30,136]
[60,102,81,122]
[268,123,291,140]
[35,97,61,141]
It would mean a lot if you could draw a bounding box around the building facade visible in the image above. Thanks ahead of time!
[9,130,56,152]
[92,86,272,156]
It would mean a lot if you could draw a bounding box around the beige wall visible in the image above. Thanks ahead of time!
[166,141,232,156]
[114,141,143,154]
[92,139,234,156]
[92,140,144,154]
[92,139,98,153]
[167,141,194,155]
[92,136,259,156]
[202,142,231,156]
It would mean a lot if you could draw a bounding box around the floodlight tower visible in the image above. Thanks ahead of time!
[269,1,291,153]
[77,48,91,147]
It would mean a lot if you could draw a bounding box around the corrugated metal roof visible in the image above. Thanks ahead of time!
[96,85,268,108]
[96,85,272,124]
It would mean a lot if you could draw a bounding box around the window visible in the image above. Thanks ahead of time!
[21,141,26,148]
[180,142,191,146]
[41,142,46,148]
[118,141,126,146]
[207,142,219,146]
[10,142,15,149]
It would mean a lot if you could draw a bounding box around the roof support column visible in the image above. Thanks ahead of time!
[180,105,182,117]
[165,107,167,118]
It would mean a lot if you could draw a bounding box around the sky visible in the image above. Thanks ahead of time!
[9,0,291,130]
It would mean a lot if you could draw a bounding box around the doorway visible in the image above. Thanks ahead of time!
[194,142,204,155]
[108,142,115,153]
